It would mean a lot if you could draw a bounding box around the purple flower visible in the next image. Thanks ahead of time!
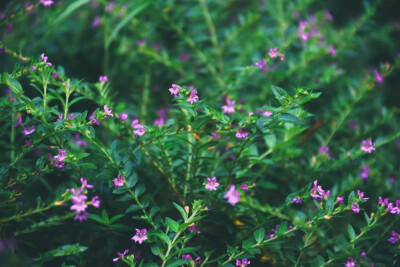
[357,190,369,201]
[40,0,54,7]
[153,117,165,127]
[378,196,389,206]
[104,105,113,117]
[113,174,125,187]
[291,196,303,204]
[179,53,191,62]
[137,40,146,46]
[131,228,148,244]
[187,223,201,234]
[329,45,336,56]
[348,121,357,131]
[374,69,383,84]
[120,113,128,121]
[92,16,101,28]
[388,231,399,244]
[236,127,249,140]
[53,149,66,168]
[182,254,192,260]
[187,88,199,104]
[387,202,400,214]
[359,165,371,180]
[14,116,22,128]
[152,43,163,52]
[319,146,331,158]
[80,177,93,189]
[345,258,356,267]
[310,180,328,199]
[113,249,129,262]
[205,177,219,191]
[263,110,273,117]
[269,47,278,58]
[254,59,267,71]
[241,184,249,191]
[132,119,145,136]
[222,98,235,114]
[74,211,89,221]
[325,10,333,21]
[25,139,32,148]
[361,139,375,153]
[105,1,115,12]
[70,194,88,213]
[99,75,108,83]
[224,185,240,206]
[351,202,360,213]
[336,196,344,204]
[41,53,52,66]
[236,258,250,266]
[91,196,101,208]
[22,126,35,135]
[169,84,181,97]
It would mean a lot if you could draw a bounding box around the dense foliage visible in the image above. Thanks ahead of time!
[1,0,400,266]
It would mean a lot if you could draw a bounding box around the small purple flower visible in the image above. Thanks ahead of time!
[236,127,249,140]
[318,146,331,158]
[74,211,89,221]
[325,10,333,21]
[241,184,249,191]
[22,126,35,135]
[91,196,101,208]
[222,98,235,114]
[105,1,115,12]
[310,180,327,199]
[113,174,125,187]
[361,139,375,153]
[14,116,22,128]
[224,185,240,206]
[169,84,181,97]
[70,194,88,213]
[25,139,32,148]
[291,196,303,204]
[263,110,273,117]
[113,249,129,262]
[351,202,360,213]
[205,177,219,191]
[92,16,101,28]
[182,254,193,260]
[152,43,163,52]
[348,121,357,131]
[388,231,399,244]
[187,224,201,234]
[41,53,52,66]
[336,196,344,204]
[345,258,356,267]
[329,45,336,56]
[359,165,371,180]
[374,69,383,84]
[269,47,278,58]
[99,75,108,83]
[104,105,113,117]
[137,40,146,46]
[80,177,93,189]
[153,117,165,127]
[179,53,191,62]
[236,258,250,266]
[132,119,145,136]
[131,228,148,244]
[40,0,54,7]
[254,59,267,71]
[187,88,199,104]
[378,197,389,206]
[120,113,128,121]
[357,190,369,201]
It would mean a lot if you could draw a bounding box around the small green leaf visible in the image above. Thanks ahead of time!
[347,224,356,241]
[165,217,180,232]
[153,232,171,245]
[173,202,188,221]
[271,85,289,104]
[166,259,191,267]
[254,228,265,243]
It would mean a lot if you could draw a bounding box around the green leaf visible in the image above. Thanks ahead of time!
[254,228,265,243]
[101,210,109,223]
[310,255,325,267]
[271,85,289,104]
[135,184,146,197]
[106,2,153,47]
[53,0,90,25]
[109,214,124,224]
[173,202,188,221]
[277,222,288,235]
[125,204,141,213]
[264,133,276,149]
[166,259,191,267]
[242,238,254,249]
[34,243,87,262]
[279,114,302,124]
[87,214,106,225]
[364,212,371,225]
[153,232,171,245]
[165,217,180,232]
[347,224,356,241]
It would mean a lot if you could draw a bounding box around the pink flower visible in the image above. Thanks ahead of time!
[153,117,165,127]
[113,174,125,187]
[388,231,400,244]
[40,0,54,7]
[269,47,278,58]
[99,75,108,83]
[187,88,199,104]
[345,258,356,267]
[329,45,336,56]
[374,69,383,84]
[70,194,88,213]
[336,196,344,204]
[80,177,93,189]
[254,59,267,71]
[131,228,148,244]
[22,126,35,135]
[357,190,369,201]
[361,139,375,153]
[310,180,328,199]
[241,184,249,190]
[113,249,129,262]
[325,10,333,21]
[236,127,249,140]
[120,113,128,121]
[132,119,145,136]
[348,121,357,130]
[14,116,22,128]
[351,202,360,213]
[92,16,101,28]
[236,258,250,266]
[263,110,273,117]
[205,177,219,191]
[291,196,303,204]
[359,165,371,180]
[222,98,235,114]
[25,139,32,148]
[105,1,115,12]
[74,211,89,221]
[41,53,52,66]
[104,105,113,117]
[224,185,240,206]
[182,254,192,260]
[91,196,101,208]
[169,84,181,97]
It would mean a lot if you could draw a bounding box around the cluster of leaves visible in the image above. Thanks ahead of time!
[1,0,400,266]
